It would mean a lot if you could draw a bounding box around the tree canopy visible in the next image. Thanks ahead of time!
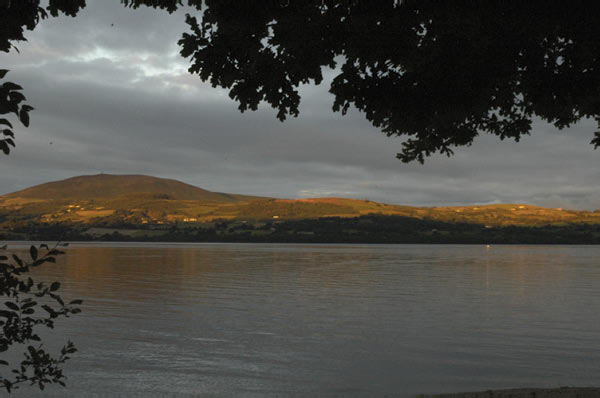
[2,1,600,162]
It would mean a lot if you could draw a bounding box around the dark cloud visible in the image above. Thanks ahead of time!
[2,1,599,210]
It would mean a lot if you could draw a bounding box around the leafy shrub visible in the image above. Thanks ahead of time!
[0,243,81,393]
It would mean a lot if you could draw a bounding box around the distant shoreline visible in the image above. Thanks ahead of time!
[420,387,600,398]
[2,214,600,244]
[2,240,600,247]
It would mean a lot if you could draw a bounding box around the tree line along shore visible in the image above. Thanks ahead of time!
[2,214,600,244]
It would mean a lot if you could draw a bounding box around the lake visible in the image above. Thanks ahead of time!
[5,243,600,397]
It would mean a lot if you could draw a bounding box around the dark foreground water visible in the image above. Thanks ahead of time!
[5,243,600,397]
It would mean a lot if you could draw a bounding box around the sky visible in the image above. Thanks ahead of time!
[1,1,599,210]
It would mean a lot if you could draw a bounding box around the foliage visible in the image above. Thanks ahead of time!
[2,206,600,244]
[0,0,85,152]
[6,216,598,245]
[0,243,81,393]
[3,1,600,162]
[0,70,32,155]
[0,0,85,53]
[159,1,600,162]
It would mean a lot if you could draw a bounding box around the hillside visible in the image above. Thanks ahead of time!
[1,174,260,202]
[1,174,600,243]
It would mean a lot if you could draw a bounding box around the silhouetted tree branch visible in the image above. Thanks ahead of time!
[174,1,600,162]
[0,243,81,393]
[0,70,31,155]
[3,1,599,161]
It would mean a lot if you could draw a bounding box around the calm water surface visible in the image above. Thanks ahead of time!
[6,243,600,397]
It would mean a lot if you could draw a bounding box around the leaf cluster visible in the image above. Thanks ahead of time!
[0,243,81,393]
[1,0,87,154]
[176,1,600,162]
[0,70,32,155]
[120,0,202,14]
[0,0,86,53]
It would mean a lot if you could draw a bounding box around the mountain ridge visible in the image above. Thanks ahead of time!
[1,174,599,229]
[1,174,264,202]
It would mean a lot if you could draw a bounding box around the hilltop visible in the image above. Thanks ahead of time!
[2,174,260,202]
[1,174,599,243]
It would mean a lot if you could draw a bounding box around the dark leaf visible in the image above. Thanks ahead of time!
[41,305,56,317]
[2,82,23,91]
[31,258,47,267]
[21,301,37,309]
[30,245,38,261]
[9,91,26,102]
[591,131,600,149]
[19,109,30,127]
[0,141,9,155]
[12,254,23,266]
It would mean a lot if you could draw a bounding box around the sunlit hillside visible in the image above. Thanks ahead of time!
[1,174,599,229]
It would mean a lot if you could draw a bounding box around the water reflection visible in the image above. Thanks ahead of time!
[6,243,600,397]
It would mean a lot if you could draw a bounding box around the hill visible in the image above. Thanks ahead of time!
[1,174,600,243]
[1,174,259,202]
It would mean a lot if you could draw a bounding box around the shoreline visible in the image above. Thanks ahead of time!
[420,387,600,397]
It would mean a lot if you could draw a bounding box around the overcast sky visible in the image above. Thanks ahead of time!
[1,1,599,209]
